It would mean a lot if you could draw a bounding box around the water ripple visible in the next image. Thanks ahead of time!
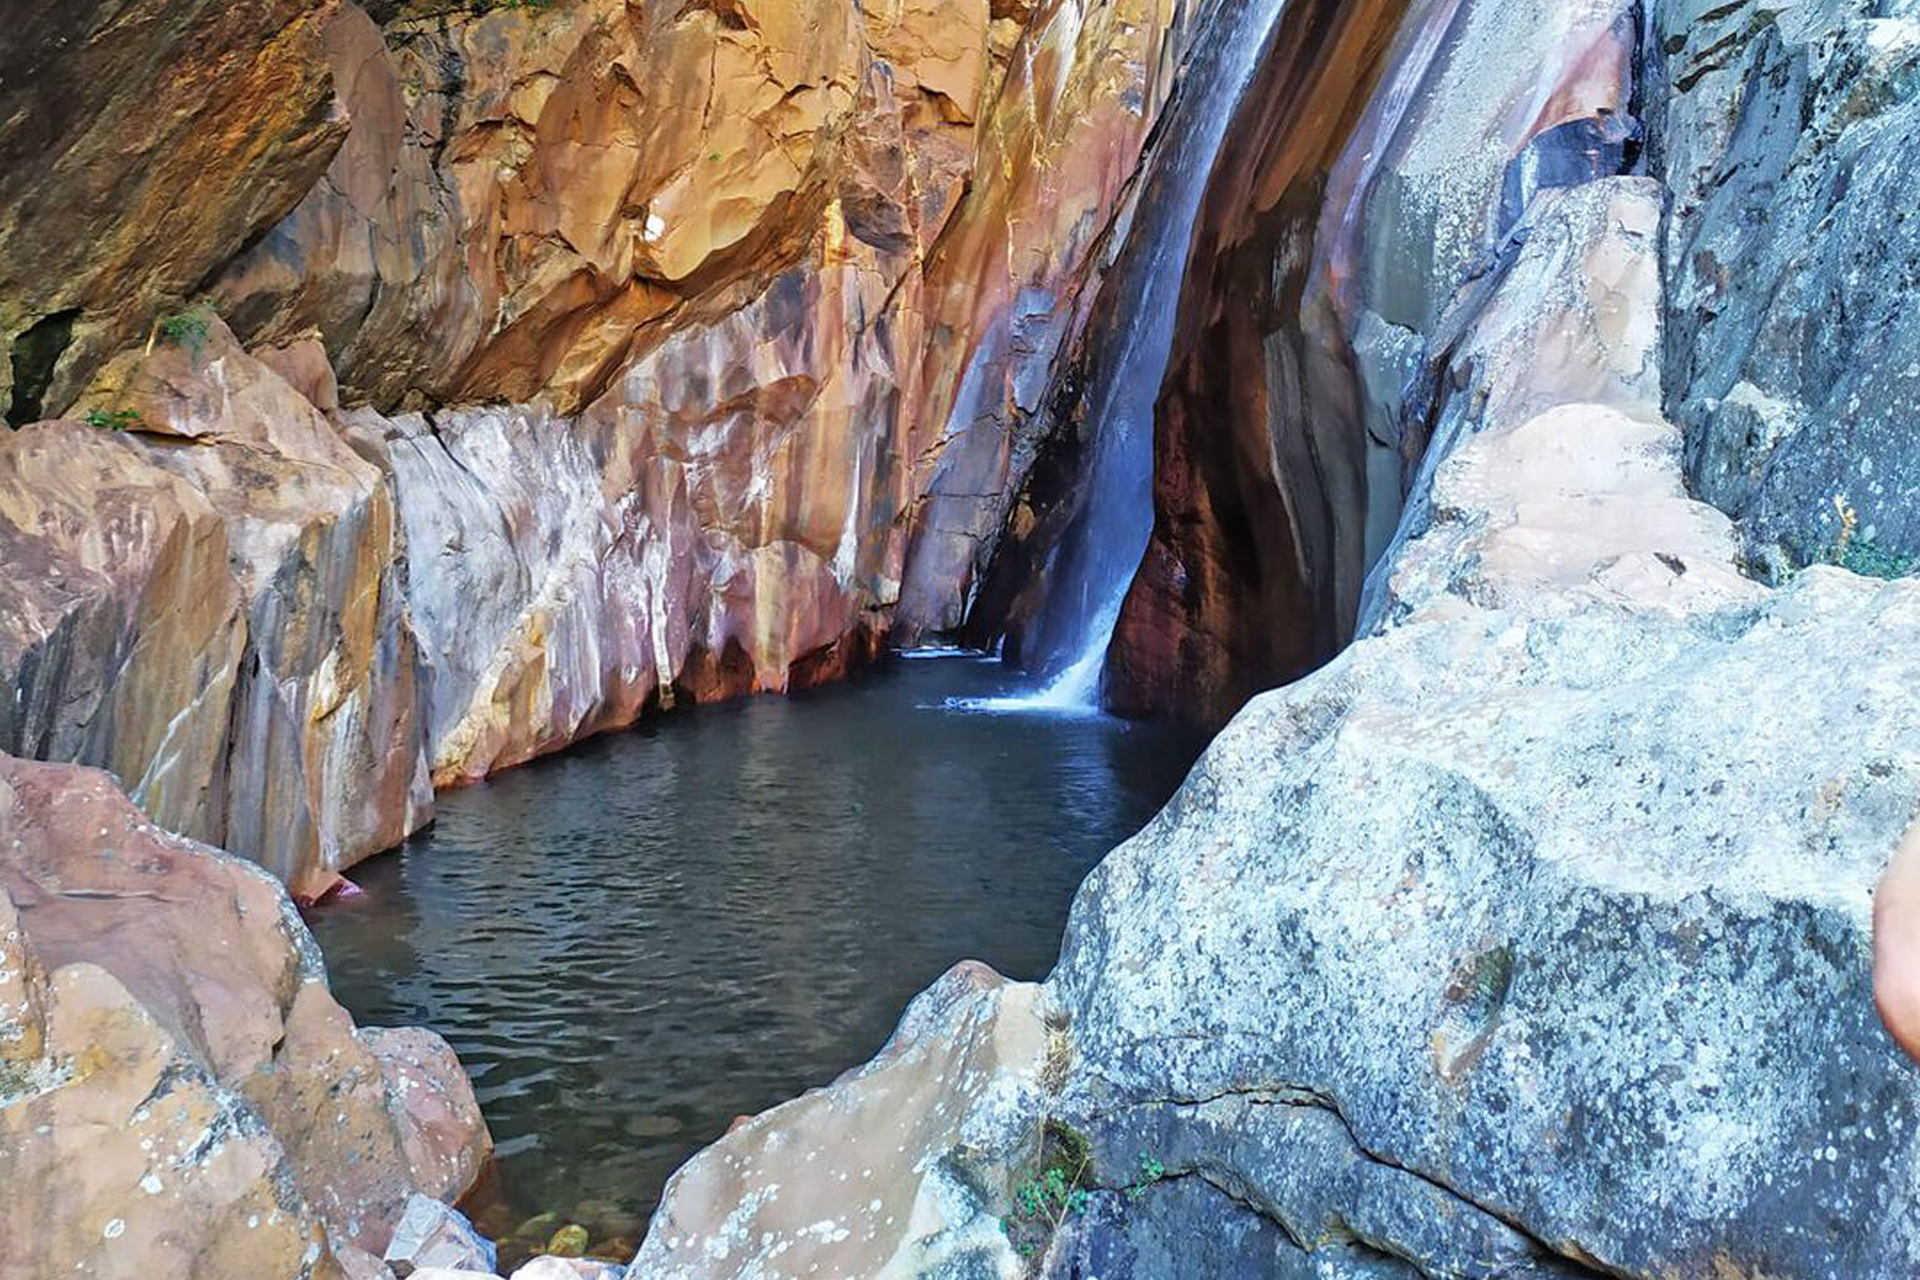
[307,657,1204,1228]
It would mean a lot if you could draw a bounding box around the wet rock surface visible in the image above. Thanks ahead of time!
[1102,0,1642,727]
[1087,0,1920,726]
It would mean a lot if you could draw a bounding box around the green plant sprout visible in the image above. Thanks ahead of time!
[999,1125,1168,1266]
[1126,1150,1166,1201]
[155,304,215,366]
[1829,495,1915,580]
[83,407,141,431]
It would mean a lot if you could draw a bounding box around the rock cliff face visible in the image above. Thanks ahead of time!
[637,2,1920,1275]
[0,1,343,421]
[1077,0,1920,728]
[1651,0,1920,580]
[1,323,430,899]
[0,0,1211,887]
[0,752,489,1280]
[1098,0,1644,726]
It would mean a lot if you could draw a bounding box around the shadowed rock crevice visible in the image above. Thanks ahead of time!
[964,0,1415,693]
[1099,0,1419,728]
[1101,0,1645,728]
[3,311,76,429]
[1086,1089,1615,1279]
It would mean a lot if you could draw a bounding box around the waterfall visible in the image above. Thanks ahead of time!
[983,0,1293,715]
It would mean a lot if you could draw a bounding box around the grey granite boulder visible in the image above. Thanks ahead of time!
[1651,0,1920,578]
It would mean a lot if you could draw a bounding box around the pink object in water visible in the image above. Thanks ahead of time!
[295,873,368,908]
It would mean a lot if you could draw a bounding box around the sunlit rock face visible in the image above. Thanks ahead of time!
[214,0,983,415]
[0,0,1203,881]
[0,753,489,1280]
[0,1,344,422]
[0,321,431,900]
[644,169,1920,1278]
[215,0,1213,645]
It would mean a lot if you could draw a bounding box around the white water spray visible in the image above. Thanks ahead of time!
[957,0,1292,716]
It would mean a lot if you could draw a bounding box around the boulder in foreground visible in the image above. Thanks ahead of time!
[0,753,491,1280]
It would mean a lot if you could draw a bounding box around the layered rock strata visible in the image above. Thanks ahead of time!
[0,752,490,1280]
[1,323,429,899]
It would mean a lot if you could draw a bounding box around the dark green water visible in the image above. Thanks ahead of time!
[305,654,1204,1255]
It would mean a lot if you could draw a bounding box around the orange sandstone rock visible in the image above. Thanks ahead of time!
[0,753,489,1280]
[0,1,345,416]
[0,0,1199,884]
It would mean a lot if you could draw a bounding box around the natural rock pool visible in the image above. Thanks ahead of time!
[307,653,1205,1261]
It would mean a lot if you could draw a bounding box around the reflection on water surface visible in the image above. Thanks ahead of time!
[308,655,1205,1248]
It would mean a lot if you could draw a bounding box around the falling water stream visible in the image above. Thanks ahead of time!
[994,0,1293,713]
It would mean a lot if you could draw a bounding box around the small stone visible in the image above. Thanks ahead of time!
[511,1211,562,1244]
[585,1235,635,1262]
[384,1194,496,1274]
[545,1223,590,1258]
[511,1258,625,1280]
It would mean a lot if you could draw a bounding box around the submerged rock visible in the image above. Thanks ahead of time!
[0,753,490,1280]
[383,1195,497,1276]
[543,1223,589,1258]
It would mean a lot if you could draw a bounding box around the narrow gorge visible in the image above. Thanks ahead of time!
[2,0,1918,1278]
